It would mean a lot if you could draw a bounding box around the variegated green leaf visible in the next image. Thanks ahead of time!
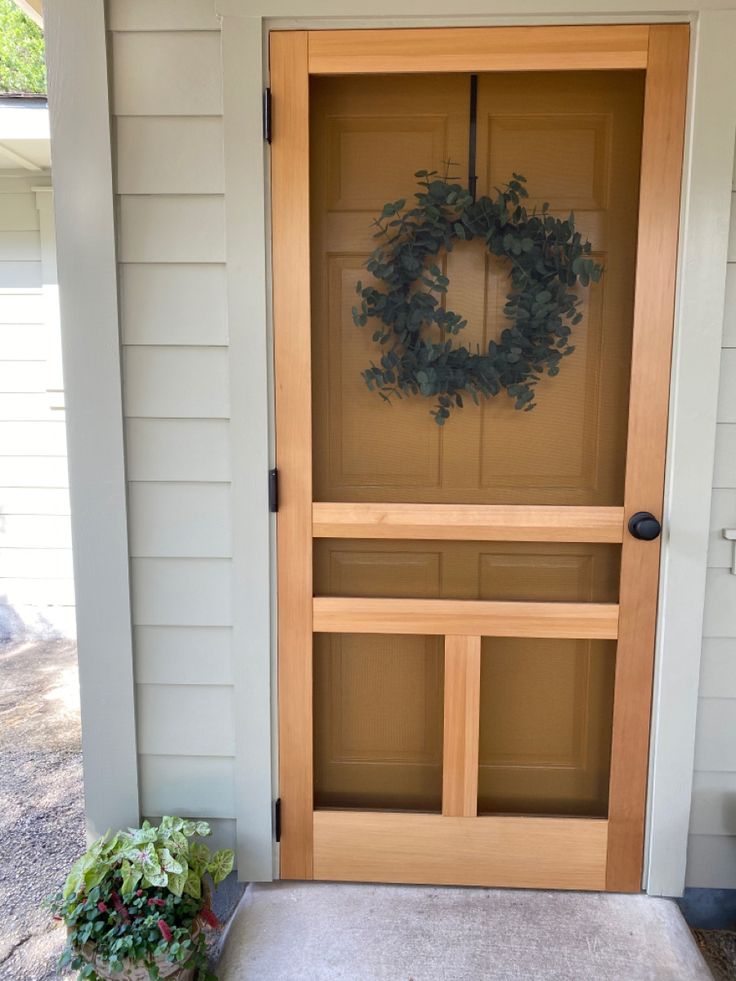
[142,864,168,889]
[62,853,86,899]
[183,869,201,900]
[207,849,235,885]
[123,842,157,867]
[157,846,183,875]
[188,842,210,876]
[166,861,189,898]
[120,859,143,896]
[160,816,184,832]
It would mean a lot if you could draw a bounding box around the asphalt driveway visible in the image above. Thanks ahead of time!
[0,636,83,980]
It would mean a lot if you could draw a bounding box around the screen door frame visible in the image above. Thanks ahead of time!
[270,23,689,892]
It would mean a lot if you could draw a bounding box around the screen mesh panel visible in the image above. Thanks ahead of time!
[314,633,444,811]
[478,638,616,817]
[310,71,644,505]
[314,539,621,603]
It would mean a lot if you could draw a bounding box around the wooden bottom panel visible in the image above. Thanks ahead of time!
[313,811,607,890]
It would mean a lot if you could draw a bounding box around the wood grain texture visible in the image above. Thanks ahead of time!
[313,597,619,639]
[313,503,625,542]
[606,23,690,893]
[442,636,481,817]
[306,25,650,75]
[271,31,314,880]
[313,811,608,889]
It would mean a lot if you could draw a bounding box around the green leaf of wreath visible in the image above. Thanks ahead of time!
[353,170,603,424]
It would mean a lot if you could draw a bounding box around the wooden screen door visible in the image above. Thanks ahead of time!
[271,24,689,892]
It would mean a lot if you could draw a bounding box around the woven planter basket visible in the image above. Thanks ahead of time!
[75,942,198,981]
[71,897,207,981]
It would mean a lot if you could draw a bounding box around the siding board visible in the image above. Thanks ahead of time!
[133,626,232,685]
[694,697,736,771]
[111,32,222,116]
[718,348,736,421]
[125,419,230,481]
[128,482,231,557]
[0,577,74,607]
[116,116,224,194]
[723,266,736,347]
[0,420,67,456]
[0,487,70,514]
[0,361,46,393]
[0,514,72,549]
[0,393,64,421]
[123,346,230,418]
[713,424,736,487]
[690,771,736,835]
[130,557,232,626]
[0,261,42,288]
[0,456,70,487]
[687,835,736,888]
[119,264,228,346]
[108,0,221,31]
[136,683,235,755]
[0,232,41,261]
[700,639,736,698]
[708,489,736,568]
[0,547,73,580]
[703,568,736,637]
[118,196,225,263]
[0,324,48,360]
[139,755,236,818]
[0,193,39,231]
[0,290,43,323]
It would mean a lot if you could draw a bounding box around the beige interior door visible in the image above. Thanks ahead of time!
[271,25,689,892]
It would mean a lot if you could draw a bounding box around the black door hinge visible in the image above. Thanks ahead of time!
[268,468,279,513]
[274,798,282,843]
[263,88,272,144]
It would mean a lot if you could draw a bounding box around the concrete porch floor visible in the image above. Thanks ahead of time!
[216,882,712,980]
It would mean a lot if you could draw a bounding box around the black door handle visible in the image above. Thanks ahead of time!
[628,511,662,541]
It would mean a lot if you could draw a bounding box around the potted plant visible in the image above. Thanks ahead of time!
[47,815,234,980]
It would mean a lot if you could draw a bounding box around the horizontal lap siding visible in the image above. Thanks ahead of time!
[109,8,236,827]
[0,176,73,628]
[687,187,736,887]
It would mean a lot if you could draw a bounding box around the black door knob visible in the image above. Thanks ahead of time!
[628,511,662,541]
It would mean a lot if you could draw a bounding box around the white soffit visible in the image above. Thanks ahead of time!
[0,101,51,171]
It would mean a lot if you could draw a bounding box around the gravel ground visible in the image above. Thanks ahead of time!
[0,636,84,980]
[693,929,736,981]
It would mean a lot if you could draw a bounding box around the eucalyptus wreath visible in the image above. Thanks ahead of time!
[352,169,603,425]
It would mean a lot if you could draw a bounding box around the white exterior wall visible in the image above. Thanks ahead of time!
[108,4,237,856]
[687,168,736,887]
[0,172,74,638]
